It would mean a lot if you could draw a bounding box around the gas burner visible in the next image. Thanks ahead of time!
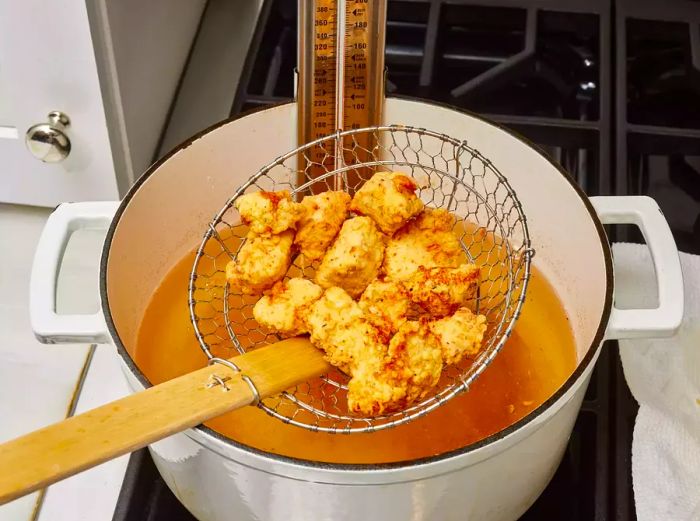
[431,6,600,122]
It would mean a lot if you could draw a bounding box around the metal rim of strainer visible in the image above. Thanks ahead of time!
[188,124,533,434]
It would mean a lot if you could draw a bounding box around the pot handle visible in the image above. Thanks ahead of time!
[30,202,119,344]
[590,196,684,340]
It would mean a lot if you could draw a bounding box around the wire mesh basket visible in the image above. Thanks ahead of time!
[189,125,533,433]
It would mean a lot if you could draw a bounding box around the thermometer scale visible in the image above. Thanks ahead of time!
[297,0,387,182]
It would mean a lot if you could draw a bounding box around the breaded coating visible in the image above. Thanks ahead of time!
[359,279,409,337]
[225,231,294,294]
[235,190,305,235]
[404,264,480,317]
[347,358,402,417]
[348,321,443,416]
[315,216,386,298]
[305,287,385,374]
[384,321,443,404]
[382,208,465,280]
[253,278,323,335]
[350,172,424,235]
[294,191,351,261]
[430,308,488,365]
[307,286,481,416]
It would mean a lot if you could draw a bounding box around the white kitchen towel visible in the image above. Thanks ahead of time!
[613,242,700,521]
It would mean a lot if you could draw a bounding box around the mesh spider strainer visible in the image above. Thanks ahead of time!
[188,125,533,433]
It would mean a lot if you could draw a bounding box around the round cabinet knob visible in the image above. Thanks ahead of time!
[25,111,71,163]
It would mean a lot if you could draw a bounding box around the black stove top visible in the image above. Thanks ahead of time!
[116,1,700,519]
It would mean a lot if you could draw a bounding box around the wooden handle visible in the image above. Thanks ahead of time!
[0,337,329,505]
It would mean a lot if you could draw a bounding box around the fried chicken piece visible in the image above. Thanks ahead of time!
[430,308,488,365]
[225,231,294,294]
[305,287,385,374]
[348,321,443,416]
[253,278,323,335]
[307,286,455,416]
[350,171,424,235]
[359,279,409,337]
[315,216,386,298]
[404,264,480,317]
[382,208,466,281]
[294,191,351,261]
[384,321,444,403]
[346,358,403,417]
[235,190,305,235]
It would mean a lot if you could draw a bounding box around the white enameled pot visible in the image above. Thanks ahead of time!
[30,98,684,521]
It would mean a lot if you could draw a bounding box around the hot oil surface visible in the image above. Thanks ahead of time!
[135,251,576,464]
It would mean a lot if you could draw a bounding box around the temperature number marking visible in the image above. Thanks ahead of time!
[304,0,378,177]
[309,1,338,167]
[342,0,372,156]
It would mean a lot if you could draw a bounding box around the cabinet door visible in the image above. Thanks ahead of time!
[0,0,119,207]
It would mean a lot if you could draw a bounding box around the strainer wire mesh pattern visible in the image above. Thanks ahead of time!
[188,125,532,433]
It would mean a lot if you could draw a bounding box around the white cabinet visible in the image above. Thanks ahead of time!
[0,0,119,206]
[0,0,206,207]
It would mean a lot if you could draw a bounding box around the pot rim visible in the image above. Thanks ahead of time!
[100,96,614,472]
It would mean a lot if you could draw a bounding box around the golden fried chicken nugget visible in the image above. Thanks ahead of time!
[294,191,351,261]
[253,278,323,335]
[385,321,444,403]
[350,172,424,235]
[359,279,409,336]
[235,190,305,235]
[305,287,385,374]
[430,308,488,365]
[347,358,403,417]
[404,264,480,317]
[348,320,443,416]
[225,230,294,294]
[382,208,465,280]
[315,216,385,298]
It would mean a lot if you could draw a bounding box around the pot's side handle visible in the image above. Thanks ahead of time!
[30,201,119,344]
[590,196,684,340]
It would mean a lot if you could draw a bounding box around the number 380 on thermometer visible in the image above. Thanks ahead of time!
[297,0,387,180]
